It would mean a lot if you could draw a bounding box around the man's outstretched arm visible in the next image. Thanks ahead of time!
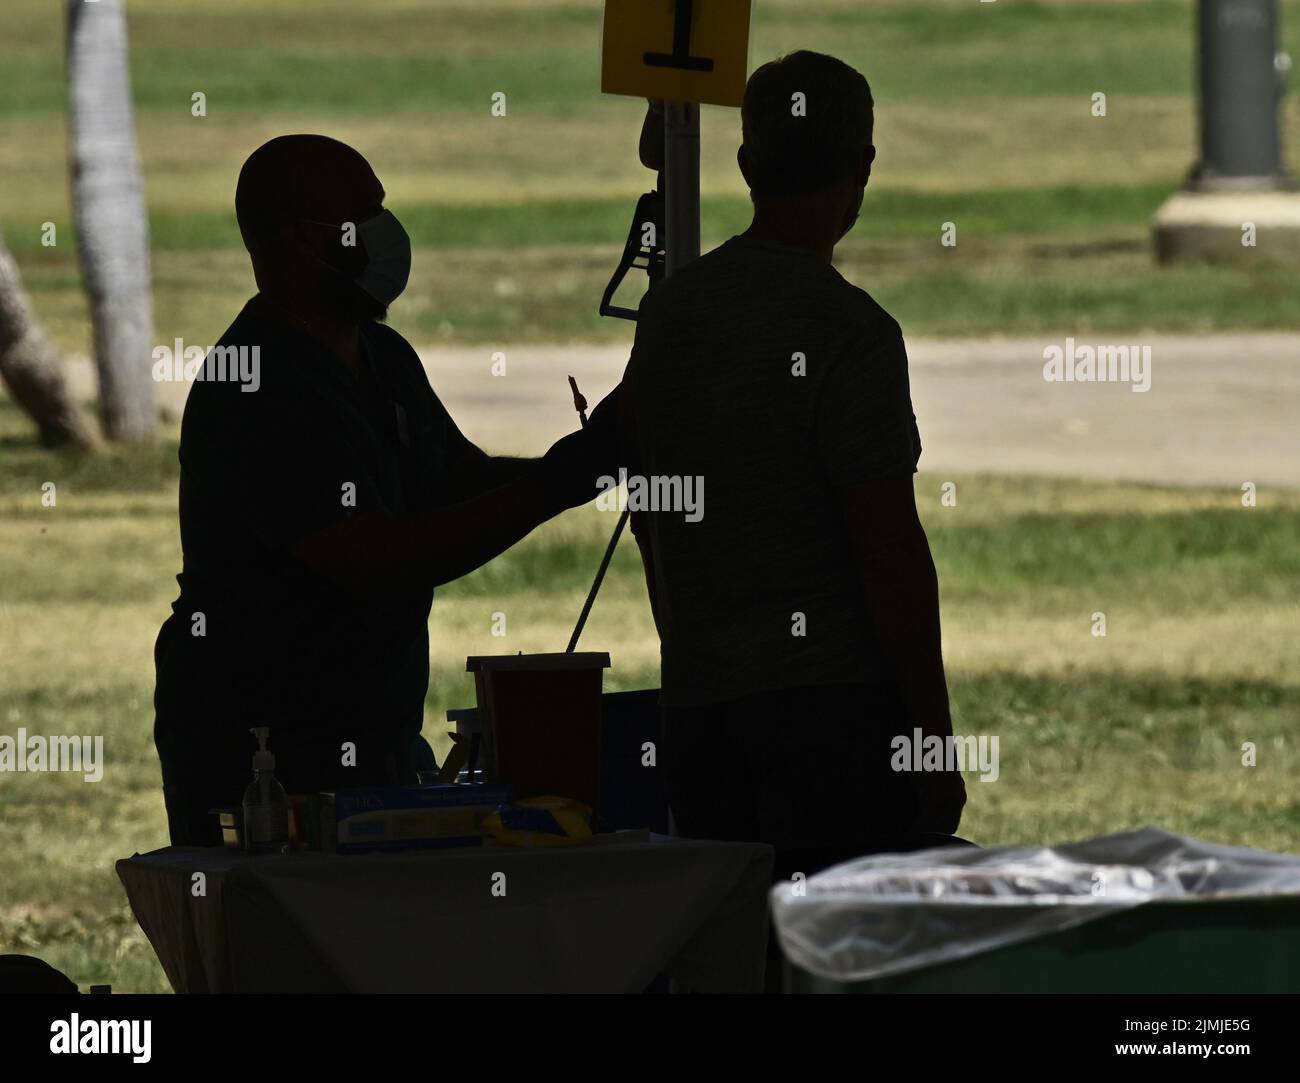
[294,390,621,599]
[293,470,564,599]
[454,449,537,497]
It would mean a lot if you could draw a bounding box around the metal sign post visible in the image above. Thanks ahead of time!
[567,99,699,653]
[663,100,701,274]
[568,2,750,651]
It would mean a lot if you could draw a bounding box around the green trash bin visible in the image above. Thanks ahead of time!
[774,828,1300,994]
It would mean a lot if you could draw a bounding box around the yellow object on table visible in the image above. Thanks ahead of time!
[484,796,593,848]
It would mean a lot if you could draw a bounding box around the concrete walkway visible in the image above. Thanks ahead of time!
[414,332,1300,489]
[64,331,1300,488]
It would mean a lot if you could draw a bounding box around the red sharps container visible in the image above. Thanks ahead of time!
[465,653,611,811]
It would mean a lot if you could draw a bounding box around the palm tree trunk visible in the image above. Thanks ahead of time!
[66,0,156,444]
[0,232,99,450]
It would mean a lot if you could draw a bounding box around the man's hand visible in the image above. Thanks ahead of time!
[538,385,622,511]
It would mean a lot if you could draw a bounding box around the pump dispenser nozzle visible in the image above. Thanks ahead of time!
[250,727,275,771]
[243,727,288,853]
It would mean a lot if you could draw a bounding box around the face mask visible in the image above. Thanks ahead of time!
[306,210,412,306]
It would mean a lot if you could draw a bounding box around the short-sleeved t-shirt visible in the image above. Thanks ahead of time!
[153,295,484,799]
[621,234,921,707]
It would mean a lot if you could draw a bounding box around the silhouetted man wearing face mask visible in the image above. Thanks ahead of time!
[620,53,966,968]
[154,134,614,845]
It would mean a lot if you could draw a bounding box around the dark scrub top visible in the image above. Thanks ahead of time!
[154,295,480,844]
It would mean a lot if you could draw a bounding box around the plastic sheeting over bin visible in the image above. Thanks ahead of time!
[772,827,1300,983]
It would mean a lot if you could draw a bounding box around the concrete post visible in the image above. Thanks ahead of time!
[1153,0,1299,262]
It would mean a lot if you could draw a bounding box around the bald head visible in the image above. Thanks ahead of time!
[235,135,384,258]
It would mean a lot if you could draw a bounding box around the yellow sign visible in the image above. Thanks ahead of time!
[602,0,752,108]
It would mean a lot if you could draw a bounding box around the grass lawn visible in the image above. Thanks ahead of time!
[1,396,1297,991]
[1,0,1297,993]
[2,0,1299,350]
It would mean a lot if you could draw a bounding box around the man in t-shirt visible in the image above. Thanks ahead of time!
[154,135,615,845]
[621,53,966,894]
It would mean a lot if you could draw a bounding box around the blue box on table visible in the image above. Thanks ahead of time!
[320,783,512,854]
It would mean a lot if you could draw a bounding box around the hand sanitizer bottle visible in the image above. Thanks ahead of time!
[243,727,289,854]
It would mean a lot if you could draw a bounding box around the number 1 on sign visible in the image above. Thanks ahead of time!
[601,0,751,107]
[644,0,714,73]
